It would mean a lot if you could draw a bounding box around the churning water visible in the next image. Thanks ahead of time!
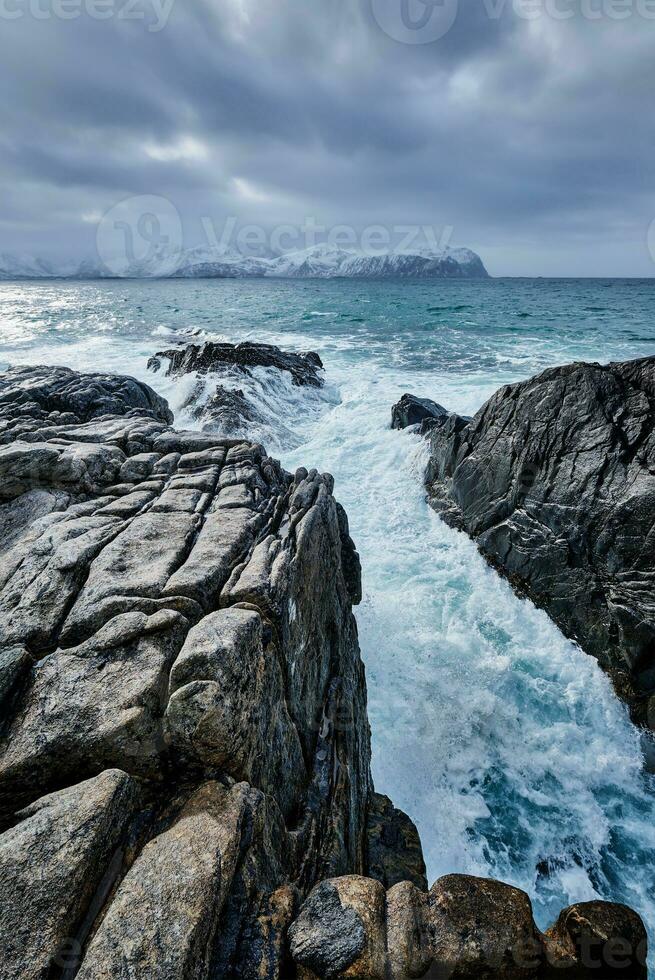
[2,275,654,948]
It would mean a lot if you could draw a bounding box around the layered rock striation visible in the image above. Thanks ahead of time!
[393,356,655,726]
[0,364,646,978]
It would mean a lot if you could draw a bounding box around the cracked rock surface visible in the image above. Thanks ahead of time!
[0,364,646,979]
[399,357,655,724]
[0,363,396,979]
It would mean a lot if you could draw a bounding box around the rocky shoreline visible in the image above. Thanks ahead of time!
[0,357,648,978]
[393,356,655,731]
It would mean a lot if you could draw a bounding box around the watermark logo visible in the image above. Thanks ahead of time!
[370,0,655,43]
[371,0,459,43]
[94,194,457,273]
[96,195,182,277]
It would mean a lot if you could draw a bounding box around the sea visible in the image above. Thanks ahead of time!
[2,275,655,951]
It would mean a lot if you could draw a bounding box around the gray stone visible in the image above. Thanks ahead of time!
[288,880,368,977]
[366,792,427,891]
[0,770,142,980]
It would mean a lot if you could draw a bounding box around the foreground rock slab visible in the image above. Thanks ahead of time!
[394,357,655,725]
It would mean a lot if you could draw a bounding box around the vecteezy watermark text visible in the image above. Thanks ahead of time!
[372,0,655,45]
[201,214,455,257]
[0,0,175,31]
[95,194,456,276]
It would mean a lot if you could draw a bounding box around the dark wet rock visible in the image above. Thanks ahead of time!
[147,340,324,388]
[366,792,427,891]
[0,364,172,445]
[391,393,448,430]
[409,357,655,721]
[543,902,647,978]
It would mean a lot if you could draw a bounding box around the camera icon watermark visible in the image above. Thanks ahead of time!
[96,194,182,277]
[370,0,459,43]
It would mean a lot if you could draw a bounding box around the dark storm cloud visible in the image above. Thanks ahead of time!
[0,0,653,274]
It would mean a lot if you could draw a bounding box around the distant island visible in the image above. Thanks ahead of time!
[0,243,489,280]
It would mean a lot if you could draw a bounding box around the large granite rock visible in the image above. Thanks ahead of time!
[396,357,655,723]
[0,364,172,444]
[0,363,401,978]
[0,364,646,978]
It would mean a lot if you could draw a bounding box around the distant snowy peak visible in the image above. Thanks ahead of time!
[0,243,489,280]
[264,244,488,279]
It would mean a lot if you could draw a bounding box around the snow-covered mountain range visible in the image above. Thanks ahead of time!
[0,243,489,280]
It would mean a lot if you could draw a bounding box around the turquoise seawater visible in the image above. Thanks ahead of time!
[1,276,655,951]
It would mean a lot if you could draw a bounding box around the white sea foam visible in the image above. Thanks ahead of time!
[280,357,655,934]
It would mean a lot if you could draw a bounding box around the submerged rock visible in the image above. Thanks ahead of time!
[398,357,655,723]
[0,363,646,978]
[148,340,327,442]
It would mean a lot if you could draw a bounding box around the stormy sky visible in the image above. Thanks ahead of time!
[0,0,654,276]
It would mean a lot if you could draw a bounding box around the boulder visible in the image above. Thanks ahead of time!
[543,901,647,978]
[391,393,449,430]
[76,781,281,980]
[288,876,387,980]
[427,874,543,979]
[0,770,143,980]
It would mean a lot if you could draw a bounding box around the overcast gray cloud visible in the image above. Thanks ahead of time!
[0,0,653,275]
